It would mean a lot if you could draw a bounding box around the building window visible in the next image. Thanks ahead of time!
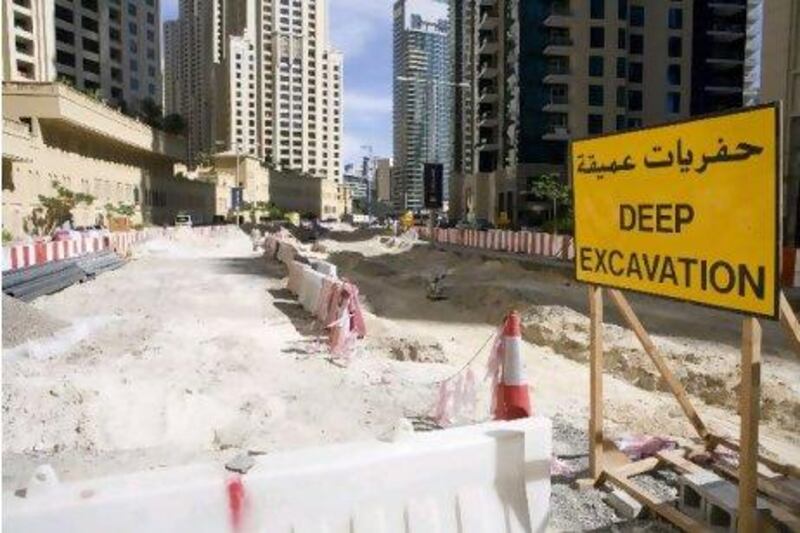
[130,59,138,71]
[590,27,605,48]
[146,12,155,24]
[616,114,626,130]
[56,50,76,68]
[589,85,604,106]
[616,57,627,78]
[628,61,643,83]
[82,16,99,32]
[666,92,680,114]
[128,3,136,16]
[667,64,681,85]
[83,37,99,53]
[55,5,73,23]
[627,117,642,129]
[628,89,642,111]
[129,22,138,35]
[588,114,603,134]
[589,56,604,77]
[668,8,683,29]
[629,34,643,54]
[590,0,605,19]
[56,28,74,45]
[630,5,644,27]
[616,86,626,107]
[668,36,682,57]
[618,0,627,20]
[618,28,626,50]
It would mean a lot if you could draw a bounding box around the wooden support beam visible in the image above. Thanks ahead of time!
[738,317,761,533]
[607,289,710,441]
[610,456,660,478]
[779,292,800,358]
[604,469,708,532]
[589,285,604,482]
[656,449,705,475]
[709,435,800,479]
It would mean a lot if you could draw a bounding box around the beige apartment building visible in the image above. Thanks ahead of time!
[269,171,351,220]
[166,0,343,183]
[2,82,214,237]
[2,0,163,113]
[451,0,694,226]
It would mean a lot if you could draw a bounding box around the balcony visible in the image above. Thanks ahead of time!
[543,4,572,27]
[476,137,499,151]
[543,95,569,112]
[543,35,572,55]
[543,65,570,84]
[478,88,498,103]
[708,0,746,15]
[478,12,498,31]
[478,0,496,6]
[478,112,498,127]
[478,37,498,55]
[478,63,498,79]
[707,23,746,41]
[542,125,570,140]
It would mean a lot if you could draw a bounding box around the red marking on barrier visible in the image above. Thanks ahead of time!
[227,476,245,532]
[35,241,46,264]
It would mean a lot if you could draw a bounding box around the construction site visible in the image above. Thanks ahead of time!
[2,220,799,531]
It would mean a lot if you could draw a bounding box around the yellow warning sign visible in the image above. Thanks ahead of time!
[571,105,780,318]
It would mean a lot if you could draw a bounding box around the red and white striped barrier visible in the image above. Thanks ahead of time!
[2,225,239,272]
[417,226,575,262]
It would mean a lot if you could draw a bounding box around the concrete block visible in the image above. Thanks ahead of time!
[679,471,770,532]
[605,488,644,519]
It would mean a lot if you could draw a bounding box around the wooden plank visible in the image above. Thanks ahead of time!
[607,289,710,441]
[610,456,660,478]
[710,458,800,516]
[709,434,800,479]
[605,470,708,532]
[779,291,800,358]
[589,285,604,482]
[657,449,705,475]
[738,317,761,533]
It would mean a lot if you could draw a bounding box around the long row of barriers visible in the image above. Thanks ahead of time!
[417,226,575,261]
[2,225,239,272]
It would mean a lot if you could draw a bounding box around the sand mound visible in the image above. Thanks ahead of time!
[521,305,800,429]
[387,337,446,363]
[3,295,68,348]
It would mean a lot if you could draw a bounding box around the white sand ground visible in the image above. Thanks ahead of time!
[2,229,798,526]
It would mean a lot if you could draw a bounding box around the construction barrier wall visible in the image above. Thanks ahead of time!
[3,417,552,533]
[417,227,575,262]
[1,226,239,272]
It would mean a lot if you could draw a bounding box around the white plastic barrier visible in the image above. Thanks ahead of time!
[312,260,337,279]
[3,418,552,533]
[298,267,325,313]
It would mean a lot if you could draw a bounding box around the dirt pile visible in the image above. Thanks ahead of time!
[521,305,800,429]
[386,337,446,363]
[3,295,68,348]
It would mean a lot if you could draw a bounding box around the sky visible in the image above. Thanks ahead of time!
[161,0,394,168]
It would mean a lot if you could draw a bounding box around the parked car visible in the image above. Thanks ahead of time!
[175,213,193,227]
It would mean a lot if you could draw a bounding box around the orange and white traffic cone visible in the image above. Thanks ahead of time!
[494,311,531,420]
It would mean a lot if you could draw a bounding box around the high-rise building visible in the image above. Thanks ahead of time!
[690,0,747,115]
[451,0,694,226]
[392,0,452,212]
[375,157,393,203]
[2,0,163,113]
[166,0,342,181]
[163,19,182,113]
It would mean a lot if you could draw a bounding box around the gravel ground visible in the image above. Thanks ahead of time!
[2,295,67,348]
[548,416,680,532]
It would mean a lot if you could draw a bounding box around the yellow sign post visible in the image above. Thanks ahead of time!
[572,104,780,318]
[570,104,791,533]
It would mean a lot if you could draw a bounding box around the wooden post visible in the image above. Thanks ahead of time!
[779,292,800,358]
[607,289,710,441]
[588,285,604,481]
[739,317,761,532]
